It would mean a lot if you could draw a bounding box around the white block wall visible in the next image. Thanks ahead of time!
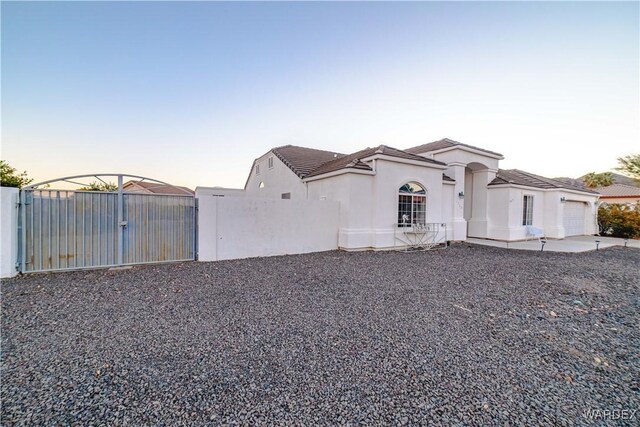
[1,187,19,278]
[197,196,340,261]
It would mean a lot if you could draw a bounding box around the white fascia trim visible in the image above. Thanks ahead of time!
[302,168,376,182]
[488,183,599,197]
[360,154,448,170]
[426,146,504,160]
[443,181,456,185]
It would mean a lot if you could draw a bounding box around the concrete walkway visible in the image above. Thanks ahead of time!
[467,235,639,253]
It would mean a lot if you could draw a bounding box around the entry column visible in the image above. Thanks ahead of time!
[467,168,497,239]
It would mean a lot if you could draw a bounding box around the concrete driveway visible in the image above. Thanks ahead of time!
[467,235,639,253]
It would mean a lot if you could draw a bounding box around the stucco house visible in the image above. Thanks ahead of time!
[594,184,640,205]
[209,138,599,250]
[123,180,194,195]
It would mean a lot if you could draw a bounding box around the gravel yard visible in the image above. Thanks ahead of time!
[2,244,639,426]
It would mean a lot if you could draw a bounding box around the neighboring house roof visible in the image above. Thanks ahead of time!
[123,180,194,195]
[405,138,504,158]
[489,169,598,194]
[594,184,640,198]
[304,145,447,178]
[271,145,346,179]
[555,173,639,189]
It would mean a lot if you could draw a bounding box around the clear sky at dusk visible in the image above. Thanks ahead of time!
[2,1,638,189]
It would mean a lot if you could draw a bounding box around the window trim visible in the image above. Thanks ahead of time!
[268,156,274,169]
[522,194,534,226]
[255,164,260,175]
[397,182,427,227]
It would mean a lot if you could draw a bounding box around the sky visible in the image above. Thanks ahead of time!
[2,1,639,189]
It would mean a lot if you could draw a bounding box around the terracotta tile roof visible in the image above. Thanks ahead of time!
[271,145,346,178]
[595,184,640,198]
[489,169,598,194]
[304,145,446,178]
[405,138,503,158]
[123,180,194,195]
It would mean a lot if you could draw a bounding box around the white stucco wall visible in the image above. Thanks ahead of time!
[442,182,456,241]
[195,187,246,198]
[244,152,307,199]
[307,172,375,249]
[486,185,598,241]
[1,187,19,278]
[197,195,339,261]
[370,159,448,248]
[307,159,453,250]
[428,148,501,172]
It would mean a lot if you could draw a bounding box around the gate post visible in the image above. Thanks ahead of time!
[19,189,26,273]
[117,175,124,265]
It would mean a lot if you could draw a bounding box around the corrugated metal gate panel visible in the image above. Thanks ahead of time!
[19,189,196,273]
[122,194,196,264]
[23,190,119,272]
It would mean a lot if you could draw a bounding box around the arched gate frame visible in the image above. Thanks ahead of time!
[17,174,197,273]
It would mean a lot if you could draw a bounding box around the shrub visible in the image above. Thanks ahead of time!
[598,202,640,238]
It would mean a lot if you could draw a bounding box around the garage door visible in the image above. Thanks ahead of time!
[563,201,586,236]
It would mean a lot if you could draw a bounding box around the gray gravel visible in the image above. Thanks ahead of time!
[2,244,639,426]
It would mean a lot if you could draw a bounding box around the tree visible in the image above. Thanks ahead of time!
[598,202,640,238]
[616,154,640,183]
[78,181,118,192]
[0,160,33,188]
[582,172,613,188]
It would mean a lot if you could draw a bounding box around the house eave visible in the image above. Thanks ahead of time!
[424,145,505,160]
[303,168,376,182]
[488,183,600,197]
[360,154,448,170]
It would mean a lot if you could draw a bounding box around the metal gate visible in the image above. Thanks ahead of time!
[17,174,197,273]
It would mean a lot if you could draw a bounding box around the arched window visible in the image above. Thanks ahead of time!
[258,181,265,189]
[398,182,426,226]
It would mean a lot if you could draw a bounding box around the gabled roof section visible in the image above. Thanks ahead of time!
[123,180,194,195]
[271,145,346,179]
[304,145,447,178]
[595,184,640,197]
[405,138,503,158]
[489,169,598,194]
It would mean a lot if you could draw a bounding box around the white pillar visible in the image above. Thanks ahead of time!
[468,168,497,239]
[447,163,467,241]
[1,187,19,278]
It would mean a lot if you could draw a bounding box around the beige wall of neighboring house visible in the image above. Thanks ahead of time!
[599,197,640,204]
[595,184,640,205]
